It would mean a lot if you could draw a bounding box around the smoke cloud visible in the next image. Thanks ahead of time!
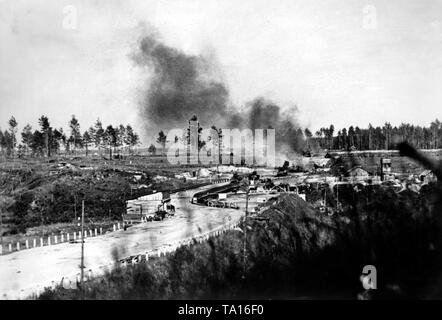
[228,97,306,155]
[133,32,305,153]
[132,33,229,135]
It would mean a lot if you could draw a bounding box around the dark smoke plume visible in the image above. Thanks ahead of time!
[133,32,305,153]
[229,97,305,153]
[133,33,229,136]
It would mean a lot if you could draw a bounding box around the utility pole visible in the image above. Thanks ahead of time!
[324,187,327,206]
[74,196,77,221]
[336,183,339,207]
[80,200,85,298]
[0,192,5,255]
[242,182,250,280]
[0,205,3,255]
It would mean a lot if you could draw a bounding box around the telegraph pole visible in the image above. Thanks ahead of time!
[242,182,250,280]
[80,200,85,297]
[0,192,5,255]
[336,183,339,207]
[74,196,77,221]
[0,206,3,255]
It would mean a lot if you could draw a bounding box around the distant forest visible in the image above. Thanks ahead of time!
[2,116,442,158]
[308,120,442,151]
[0,115,140,158]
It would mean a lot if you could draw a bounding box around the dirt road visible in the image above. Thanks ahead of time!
[0,184,244,299]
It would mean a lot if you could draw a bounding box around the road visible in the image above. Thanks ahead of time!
[0,184,245,299]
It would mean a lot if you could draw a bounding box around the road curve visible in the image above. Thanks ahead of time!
[0,184,244,299]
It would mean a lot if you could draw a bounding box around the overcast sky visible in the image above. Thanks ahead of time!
[1,0,442,144]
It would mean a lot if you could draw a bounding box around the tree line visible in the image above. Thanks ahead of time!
[153,118,442,154]
[0,115,140,158]
[309,120,442,151]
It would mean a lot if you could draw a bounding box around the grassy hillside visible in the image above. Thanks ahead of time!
[0,157,204,238]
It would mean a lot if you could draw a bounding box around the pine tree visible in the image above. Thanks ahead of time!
[21,124,33,156]
[69,115,82,154]
[8,116,18,157]
[125,125,139,155]
[157,131,167,155]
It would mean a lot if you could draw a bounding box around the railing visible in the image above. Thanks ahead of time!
[0,223,122,256]
[211,178,231,184]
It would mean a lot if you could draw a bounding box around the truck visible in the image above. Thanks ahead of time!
[123,192,172,226]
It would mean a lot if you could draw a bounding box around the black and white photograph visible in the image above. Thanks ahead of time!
[1,0,442,304]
